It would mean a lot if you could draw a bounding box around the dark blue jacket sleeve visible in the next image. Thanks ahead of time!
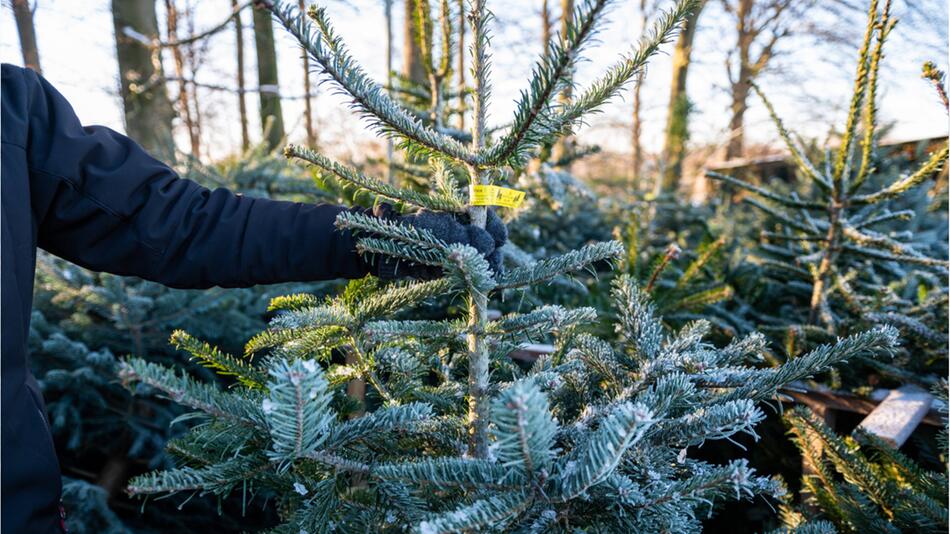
[20,67,368,288]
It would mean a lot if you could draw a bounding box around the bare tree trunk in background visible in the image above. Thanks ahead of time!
[659,0,704,194]
[541,0,550,55]
[403,0,427,85]
[252,2,285,151]
[551,0,574,167]
[630,0,648,190]
[232,0,250,151]
[299,0,316,147]
[385,0,395,183]
[724,0,755,161]
[723,0,792,160]
[165,0,200,159]
[457,0,466,130]
[11,0,41,74]
[183,3,203,156]
[112,0,177,161]
[726,69,752,160]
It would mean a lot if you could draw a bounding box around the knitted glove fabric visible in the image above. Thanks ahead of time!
[367,204,507,280]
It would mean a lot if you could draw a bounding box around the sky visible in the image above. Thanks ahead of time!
[1,0,947,166]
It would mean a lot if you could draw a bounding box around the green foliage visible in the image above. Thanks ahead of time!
[708,0,949,386]
[99,1,915,532]
[782,402,948,533]
[119,271,902,531]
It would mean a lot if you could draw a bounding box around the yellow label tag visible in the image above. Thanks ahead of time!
[469,184,526,208]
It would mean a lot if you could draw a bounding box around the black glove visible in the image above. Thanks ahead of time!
[367,204,508,280]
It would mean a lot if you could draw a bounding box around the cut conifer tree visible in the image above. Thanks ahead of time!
[118,0,902,531]
[708,0,949,385]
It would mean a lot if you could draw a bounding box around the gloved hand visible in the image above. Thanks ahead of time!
[367,203,508,280]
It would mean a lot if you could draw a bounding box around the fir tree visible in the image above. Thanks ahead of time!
[114,1,907,531]
[708,0,949,385]
[777,389,948,533]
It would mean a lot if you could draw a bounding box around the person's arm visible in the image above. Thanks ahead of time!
[19,67,367,289]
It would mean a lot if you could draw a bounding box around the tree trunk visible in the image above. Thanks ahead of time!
[164,0,200,159]
[184,8,203,157]
[725,75,751,160]
[252,2,285,151]
[541,0,551,53]
[232,0,250,151]
[299,0,316,147]
[456,0,466,130]
[551,0,574,167]
[385,0,395,183]
[725,0,753,160]
[111,0,177,160]
[630,0,647,189]
[403,0,427,85]
[659,0,704,194]
[11,0,42,75]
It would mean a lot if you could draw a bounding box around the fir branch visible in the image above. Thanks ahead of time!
[264,358,336,464]
[676,237,725,289]
[336,211,450,252]
[612,275,664,362]
[443,243,496,295]
[355,278,457,321]
[374,458,523,490]
[356,238,447,267]
[246,305,352,355]
[270,2,474,163]
[414,492,532,534]
[841,243,949,268]
[303,450,372,473]
[706,171,827,209]
[268,303,355,331]
[436,0,453,79]
[545,0,698,138]
[496,241,622,290]
[363,319,462,343]
[744,198,818,234]
[851,144,949,205]
[670,285,734,311]
[623,459,778,512]
[751,82,831,191]
[853,2,895,190]
[126,455,271,496]
[722,326,899,403]
[786,407,898,515]
[170,330,267,389]
[268,293,321,312]
[855,429,948,503]
[323,402,433,448]
[832,0,882,189]
[660,399,764,447]
[118,358,262,424]
[488,305,597,338]
[286,144,465,212]
[556,402,654,500]
[492,380,558,478]
[851,209,914,229]
[841,225,941,264]
[479,0,612,167]
[922,61,949,112]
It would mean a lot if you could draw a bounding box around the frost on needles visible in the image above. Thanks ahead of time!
[116,0,903,532]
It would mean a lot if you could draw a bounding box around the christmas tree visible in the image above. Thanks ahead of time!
[708,0,949,386]
[113,1,907,531]
[777,388,948,533]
